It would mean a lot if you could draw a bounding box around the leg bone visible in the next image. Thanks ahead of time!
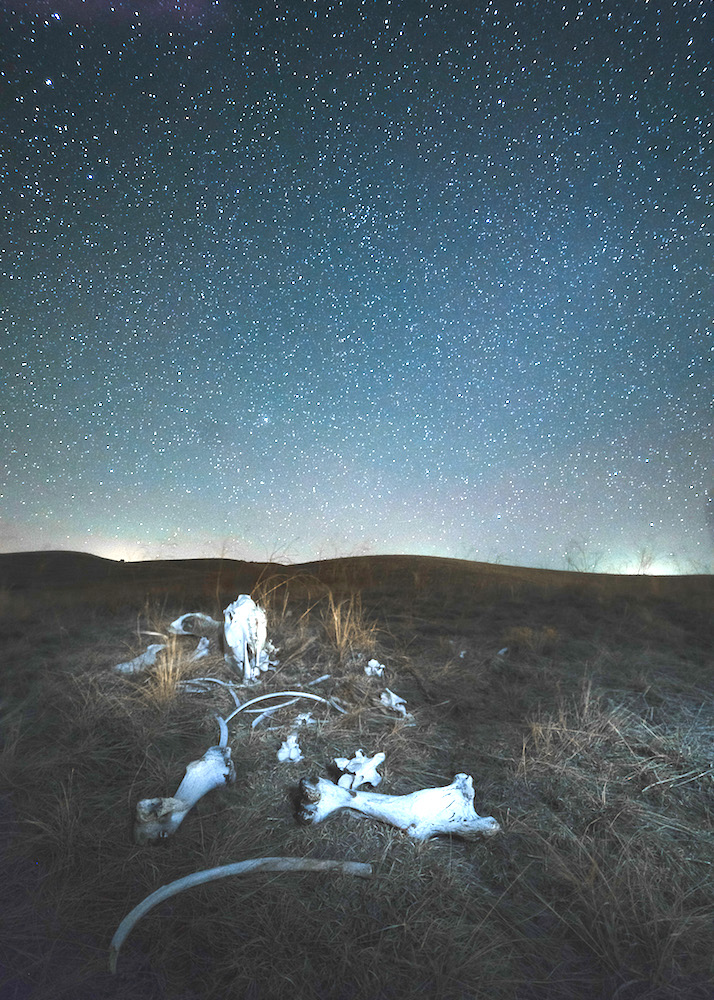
[134,745,236,845]
[298,773,500,841]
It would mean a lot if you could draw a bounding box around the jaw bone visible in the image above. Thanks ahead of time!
[134,745,236,845]
[298,773,500,841]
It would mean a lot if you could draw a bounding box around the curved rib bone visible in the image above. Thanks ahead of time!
[134,745,235,845]
[109,856,372,973]
[298,773,500,841]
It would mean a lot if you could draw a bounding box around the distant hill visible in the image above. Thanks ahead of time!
[0,549,711,611]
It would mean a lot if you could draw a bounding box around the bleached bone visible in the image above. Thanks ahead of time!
[168,612,221,637]
[294,711,316,727]
[334,750,385,790]
[380,688,412,719]
[215,715,228,748]
[224,689,347,725]
[277,732,303,762]
[109,856,372,973]
[365,659,385,677]
[134,745,235,845]
[190,636,211,660]
[251,697,300,729]
[179,676,242,709]
[223,595,270,684]
[298,773,501,841]
[115,643,166,675]
[307,673,331,686]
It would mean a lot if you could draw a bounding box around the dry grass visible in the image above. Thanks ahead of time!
[0,556,712,999]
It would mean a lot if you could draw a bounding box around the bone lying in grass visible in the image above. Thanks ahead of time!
[277,732,303,762]
[115,643,166,675]
[298,773,500,841]
[109,856,372,974]
[334,750,385,789]
[223,595,278,684]
[224,689,347,725]
[180,676,242,709]
[379,688,413,719]
[168,612,222,638]
[365,659,385,677]
[134,745,236,845]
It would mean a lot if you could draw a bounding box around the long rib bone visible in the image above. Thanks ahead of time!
[134,745,236,845]
[109,856,372,973]
[298,773,500,841]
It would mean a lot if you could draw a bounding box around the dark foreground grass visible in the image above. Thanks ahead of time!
[1,556,713,999]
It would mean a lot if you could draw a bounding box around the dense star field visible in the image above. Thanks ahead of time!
[2,0,711,570]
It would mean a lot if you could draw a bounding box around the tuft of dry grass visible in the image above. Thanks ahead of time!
[319,591,380,667]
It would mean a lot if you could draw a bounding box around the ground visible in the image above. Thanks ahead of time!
[1,553,712,999]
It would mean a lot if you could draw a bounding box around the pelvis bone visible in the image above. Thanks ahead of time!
[298,773,500,841]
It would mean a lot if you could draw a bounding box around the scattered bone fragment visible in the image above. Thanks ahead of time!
[114,643,166,675]
[109,856,372,973]
[134,745,236,845]
[380,688,412,719]
[294,711,316,727]
[168,612,221,637]
[365,659,385,677]
[223,595,275,684]
[307,673,331,686]
[334,750,385,789]
[277,732,303,762]
[496,647,508,656]
[298,773,501,841]
[190,636,211,660]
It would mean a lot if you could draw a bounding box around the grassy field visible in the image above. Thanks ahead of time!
[1,552,712,999]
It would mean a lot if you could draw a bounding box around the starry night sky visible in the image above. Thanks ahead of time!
[2,0,711,572]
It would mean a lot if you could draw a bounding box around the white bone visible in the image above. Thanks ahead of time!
[109,856,372,973]
[334,750,385,789]
[365,659,385,677]
[134,745,236,844]
[251,698,300,728]
[215,715,228,748]
[294,711,316,727]
[223,689,346,725]
[114,643,166,675]
[190,636,211,660]
[380,688,412,718]
[298,773,501,841]
[223,595,269,684]
[168,612,221,636]
[277,732,303,762]
[179,676,242,708]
